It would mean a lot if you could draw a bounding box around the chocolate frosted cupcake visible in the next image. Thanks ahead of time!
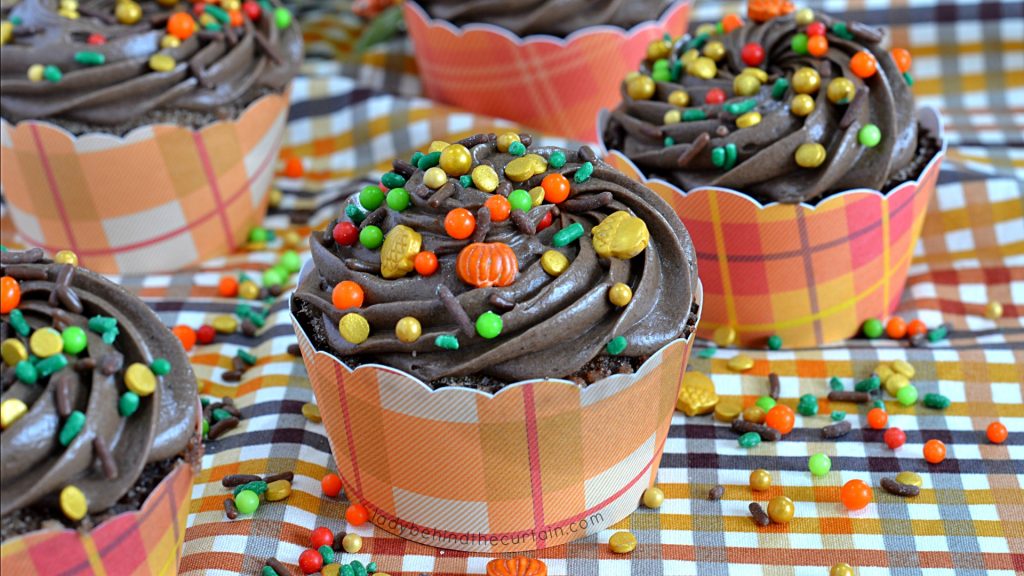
[413,0,678,36]
[293,133,699,391]
[602,5,941,204]
[1,248,200,540]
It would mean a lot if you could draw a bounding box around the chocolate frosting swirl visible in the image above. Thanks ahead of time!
[1,249,197,521]
[602,11,919,204]
[412,0,677,37]
[0,0,302,127]
[294,136,698,384]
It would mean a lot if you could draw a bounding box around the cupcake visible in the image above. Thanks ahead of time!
[290,133,701,552]
[0,0,303,274]
[1,248,201,574]
[600,4,945,346]
[403,0,693,141]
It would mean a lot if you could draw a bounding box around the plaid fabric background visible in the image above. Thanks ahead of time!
[1,0,1021,574]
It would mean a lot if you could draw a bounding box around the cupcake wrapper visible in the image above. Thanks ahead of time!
[291,274,702,553]
[0,91,290,275]
[404,0,692,142]
[599,107,946,347]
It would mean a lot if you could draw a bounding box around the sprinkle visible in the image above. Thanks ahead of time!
[574,161,594,183]
[37,354,69,377]
[724,98,758,116]
[552,222,585,247]
[232,480,269,498]
[698,346,717,359]
[831,410,846,421]
[903,72,914,86]
[15,360,39,384]
[302,402,322,422]
[829,376,844,391]
[381,172,406,188]
[416,151,441,170]
[119,392,140,417]
[434,334,460,350]
[73,51,105,66]
[682,109,707,122]
[148,54,176,72]
[548,150,566,168]
[832,22,854,40]
[459,174,472,188]
[771,77,789,100]
[59,410,86,446]
[508,141,527,156]
[664,136,675,147]
[1,399,29,429]
[60,485,88,522]
[606,336,628,355]
[151,357,172,375]
[43,64,62,83]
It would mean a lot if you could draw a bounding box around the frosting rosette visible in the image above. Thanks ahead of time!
[0,248,198,533]
[0,0,302,131]
[602,6,934,204]
[293,133,699,386]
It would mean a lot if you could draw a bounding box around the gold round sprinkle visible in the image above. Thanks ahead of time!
[727,354,755,372]
[826,77,856,104]
[626,75,656,100]
[160,34,181,49]
[647,39,671,61]
[60,485,88,521]
[750,468,772,491]
[342,533,363,554]
[790,93,816,117]
[792,67,822,94]
[743,405,766,424]
[642,486,665,509]
[339,313,370,344]
[540,250,570,276]
[27,64,46,82]
[712,325,737,347]
[689,56,717,79]
[125,362,157,396]
[609,531,637,554]
[984,301,1003,319]
[702,40,726,62]
[427,140,450,153]
[496,132,520,153]
[663,109,682,125]
[733,74,762,97]
[238,280,260,299]
[608,283,633,307]
[439,143,472,177]
[423,166,448,189]
[30,327,64,358]
[54,249,79,266]
[115,0,142,24]
[667,89,690,107]
[795,7,815,25]
[302,402,321,423]
[470,164,498,193]
[395,317,422,343]
[148,54,176,72]
[795,142,827,168]
[742,67,769,83]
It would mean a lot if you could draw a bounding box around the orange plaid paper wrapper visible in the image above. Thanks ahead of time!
[0,459,195,576]
[599,108,946,347]
[291,280,702,553]
[404,0,692,142]
[0,91,290,275]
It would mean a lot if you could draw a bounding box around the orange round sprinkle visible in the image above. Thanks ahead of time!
[906,319,927,338]
[721,13,744,33]
[867,407,888,430]
[444,208,476,240]
[891,48,912,73]
[283,156,304,178]
[345,503,370,526]
[484,195,511,222]
[850,51,877,78]
[332,281,364,309]
[807,35,828,57]
[167,12,196,40]
[217,276,238,297]
[986,421,1008,444]
[0,276,20,314]
[765,404,795,435]
[923,439,946,464]
[172,325,197,351]
[885,317,907,339]
[414,251,439,276]
[541,173,571,204]
[228,9,244,27]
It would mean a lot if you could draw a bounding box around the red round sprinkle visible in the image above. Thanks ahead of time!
[705,87,726,105]
[806,22,826,37]
[196,324,216,345]
[298,549,323,574]
[172,325,197,352]
[321,473,342,498]
[346,503,370,526]
[242,0,261,21]
[283,157,304,178]
[87,33,106,45]
[986,421,1008,444]
[741,42,765,66]
[536,210,554,232]
[884,427,906,449]
[867,407,888,430]
[332,221,358,246]
[310,526,334,549]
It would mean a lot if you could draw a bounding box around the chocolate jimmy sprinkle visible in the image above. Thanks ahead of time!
[456,133,494,148]
[97,352,124,376]
[207,416,240,440]
[828,390,872,404]
[48,264,74,307]
[561,192,613,213]
[344,258,379,274]
[731,418,781,442]
[332,531,348,551]
[428,180,460,209]
[263,471,295,484]
[54,373,74,418]
[2,265,47,280]
[393,158,417,178]
[359,206,387,230]
[495,180,513,198]
[265,558,290,576]
[768,372,781,400]
[287,343,302,356]
[677,132,710,168]
[241,319,259,337]
[708,485,725,501]
[74,358,96,371]
[222,474,263,488]
[749,502,770,526]
[223,498,239,520]
[488,294,516,311]
[881,477,920,497]
[578,145,598,164]
[511,209,536,235]
[821,419,853,439]
[437,285,475,337]
[470,205,492,243]
[93,436,119,480]
[0,247,45,264]
[519,133,533,147]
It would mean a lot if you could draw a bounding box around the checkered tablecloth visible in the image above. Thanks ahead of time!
[2,1,1022,575]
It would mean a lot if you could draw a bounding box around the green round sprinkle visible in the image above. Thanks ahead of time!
[791,33,809,55]
[548,150,566,168]
[366,562,378,573]
[923,393,950,410]
[652,59,670,71]
[896,384,919,406]
[508,189,532,213]
[858,124,881,147]
[416,151,441,170]
[831,410,846,421]
[716,21,724,34]
[434,334,460,350]
[552,222,585,247]
[37,354,68,377]
[829,376,844,391]
[263,267,286,287]
[652,68,671,82]
[771,77,789,100]
[767,335,782,350]
[797,394,818,416]
[475,311,503,339]
[10,15,22,25]
[755,396,776,412]
[150,358,171,377]
[279,250,302,274]
[359,185,385,211]
[855,375,881,392]
[234,490,260,514]
[273,7,292,28]
[386,187,410,211]
[738,432,761,448]
[862,318,884,339]
[62,326,87,355]
[359,226,384,249]
[59,410,86,446]
[74,51,106,66]
[410,151,424,165]
[697,346,717,359]
[203,419,209,437]
[248,227,269,244]
[380,172,406,189]
[574,161,594,183]
[832,22,854,40]
[318,545,335,565]
[508,141,527,156]
[459,175,473,188]
[873,399,886,410]
[711,147,726,168]
[212,408,233,423]
[664,136,675,147]
[808,453,831,476]
[43,65,62,83]
[345,202,366,224]
[682,109,706,122]
[119,391,140,417]
[606,336,628,355]
[15,360,39,384]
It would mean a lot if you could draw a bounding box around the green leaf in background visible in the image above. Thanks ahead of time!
[355,4,404,55]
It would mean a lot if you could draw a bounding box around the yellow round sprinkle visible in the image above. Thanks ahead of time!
[750,468,772,491]
[2,338,28,367]
[714,398,743,422]
[736,111,762,129]
[795,7,815,25]
[984,301,1003,319]
[60,485,88,521]
[30,327,64,358]
[646,38,671,61]
[212,315,238,334]
[148,54,176,72]
[529,186,546,207]
[301,402,321,423]
[642,486,665,509]
[608,283,633,307]
[895,471,923,488]
[795,142,827,168]
[826,77,856,104]
[470,164,498,193]
[609,531,637,554]
[422,166,447,190]
[125,362,157,396]
[339,313,370,344]
[1,399,29,429]
[891,359,915,379]
[395,316,422,343]
[54,249,79,266]
[222,0,241,11]
[115,1,142,24]
[160,34,181,49]
[792,67,822,94]
[885,373,911,397]
[342,533,363,554]
[702,40,726,62]
[265,479,292,502]
[541,250,570,276]
[696,23,718,36]
[680,48,700,66]
[830,564,854,576]
[688,56,717,79]
[268,188,283,208]
[439,143,472,177]
[27,64,46,82]
[427,140,450,154]
[667,89,690,107]
[727,354,755,372]
[790,93,816,117]
[663,109,682,125]
[712,325,737,347]
[625,75,656,100]
[0,21,12,46]
[238,280,260,299]
[283,230,302,247]
[733,74,761,97]
[495,132,520,153]
[742,68,769,83]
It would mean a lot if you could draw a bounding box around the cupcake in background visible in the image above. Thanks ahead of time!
[1,248,201,575]
[403,0,693,141]
[0,0,303,274]
[600,3,944,346]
